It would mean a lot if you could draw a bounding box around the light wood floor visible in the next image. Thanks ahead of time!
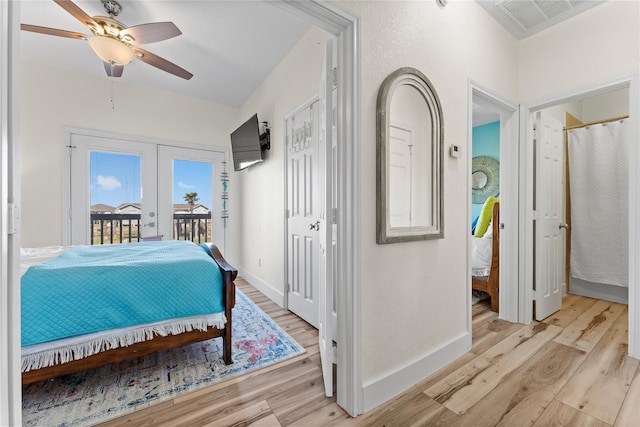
[101,282,640,426]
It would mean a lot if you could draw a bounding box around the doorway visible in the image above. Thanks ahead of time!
[65,129,227,252]
[537,88,630,307]
[469,83,519,324]
[519,76,640,358]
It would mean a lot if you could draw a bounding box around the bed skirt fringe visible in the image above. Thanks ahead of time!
[21,314,226,372]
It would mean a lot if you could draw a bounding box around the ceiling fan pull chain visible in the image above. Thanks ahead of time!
[110,79,115,110]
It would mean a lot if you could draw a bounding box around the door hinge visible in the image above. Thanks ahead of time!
[331,67,338,88]
[332,342,338,363]
[7,203,20,234]
[330,208,338,224]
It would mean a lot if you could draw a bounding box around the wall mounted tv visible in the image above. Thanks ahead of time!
[230,113,270,171]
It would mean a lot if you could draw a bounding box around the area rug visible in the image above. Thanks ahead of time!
[22,289,306,426]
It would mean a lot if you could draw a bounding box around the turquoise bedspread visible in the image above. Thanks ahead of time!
[21,241,224,346]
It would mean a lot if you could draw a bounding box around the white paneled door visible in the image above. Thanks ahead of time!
[318,38,336,398]
[534,112,565,320]
[286,99,320,328]
[285,38,337,399]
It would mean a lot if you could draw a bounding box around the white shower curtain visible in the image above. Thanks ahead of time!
[568,120,629,287]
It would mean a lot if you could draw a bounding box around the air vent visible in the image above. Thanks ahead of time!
[476,0,606,39]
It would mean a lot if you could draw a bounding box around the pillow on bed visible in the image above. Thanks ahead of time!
[471,236,492,277]
[483,222,493,239]
[474,196,498,238]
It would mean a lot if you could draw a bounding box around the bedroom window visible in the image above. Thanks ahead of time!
[66,130,227,253]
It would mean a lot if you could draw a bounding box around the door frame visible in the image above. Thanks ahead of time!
[0,0,21,424]
[519,74,640,358]
[276,1,362,415]
[468,81,519,324]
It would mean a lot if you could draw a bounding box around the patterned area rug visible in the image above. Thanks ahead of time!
[22,289,305,426]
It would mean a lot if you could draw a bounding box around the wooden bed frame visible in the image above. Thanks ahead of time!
[472,202,500,312]
[22,243,237,385]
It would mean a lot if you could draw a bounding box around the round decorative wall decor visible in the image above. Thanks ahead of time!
[472,156,500,204]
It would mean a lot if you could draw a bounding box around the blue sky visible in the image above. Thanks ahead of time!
[90,152,213,210]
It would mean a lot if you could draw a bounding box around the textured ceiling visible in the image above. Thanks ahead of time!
[475,0,606,40]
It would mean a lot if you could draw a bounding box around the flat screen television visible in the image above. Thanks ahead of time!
[230,114,270,171]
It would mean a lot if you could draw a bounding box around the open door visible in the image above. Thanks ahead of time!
[534,111,565,320]
[318,38,336,397]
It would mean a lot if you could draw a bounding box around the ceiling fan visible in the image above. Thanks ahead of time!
[21,0,193,80]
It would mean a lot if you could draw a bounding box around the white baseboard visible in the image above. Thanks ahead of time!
[362,332,471,413]
[237,268,285,308]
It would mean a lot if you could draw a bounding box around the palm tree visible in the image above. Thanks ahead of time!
[183,192,199,213]
[183,192,199,241]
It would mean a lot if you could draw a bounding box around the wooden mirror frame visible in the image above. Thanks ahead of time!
[376,67,444,244]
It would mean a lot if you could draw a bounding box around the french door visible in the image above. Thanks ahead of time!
[67,130,227,253]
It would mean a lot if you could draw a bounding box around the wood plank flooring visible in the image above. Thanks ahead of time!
[100,281,640,426]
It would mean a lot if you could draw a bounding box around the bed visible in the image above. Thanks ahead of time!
[20,240,237,384]
[471,202,499,312]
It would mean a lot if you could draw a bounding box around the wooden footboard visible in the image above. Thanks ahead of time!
[22,243,237,385]
[472,203,500,312]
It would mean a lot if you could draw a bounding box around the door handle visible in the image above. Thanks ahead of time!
[309,220,320,231]
[144,222,156,228]
[559,223,568,230]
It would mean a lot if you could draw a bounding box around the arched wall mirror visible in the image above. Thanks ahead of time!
[376,67,444,244]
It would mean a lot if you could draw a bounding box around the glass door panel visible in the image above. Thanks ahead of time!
[90,151,142,244]
[158,146,227,253]
[172,159,213,242]
[69,132,158,245]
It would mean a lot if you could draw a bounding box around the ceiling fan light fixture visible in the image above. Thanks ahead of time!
[87,35,133,65]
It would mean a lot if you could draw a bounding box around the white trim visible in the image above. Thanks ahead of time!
[468,81,519,324]
[237,268,285,308]
[362,332,470,413]
[280,1,363,416]
[628,74,640,358]
[0,0,21,424]
[520,75,639,359]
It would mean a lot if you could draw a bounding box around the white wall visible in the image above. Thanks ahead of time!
[582,88,630,122]
[229,27,333,301]
[352,0,518,400]
[20,61,238,248]
[518,1,639,104]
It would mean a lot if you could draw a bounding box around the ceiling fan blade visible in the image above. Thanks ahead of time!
[53,0,103,34]
[21,24,86,40]
[120,22,182,45]
[103,61,124,78]
[133,48,193,80]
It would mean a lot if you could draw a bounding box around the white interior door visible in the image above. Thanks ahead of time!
[534,112,565,320]
[318,38,336,398]
[389,125,412,227]
[286,99,320,328]
[69,132,158,245]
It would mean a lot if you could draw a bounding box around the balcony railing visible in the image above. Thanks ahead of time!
[90,213,212,245]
